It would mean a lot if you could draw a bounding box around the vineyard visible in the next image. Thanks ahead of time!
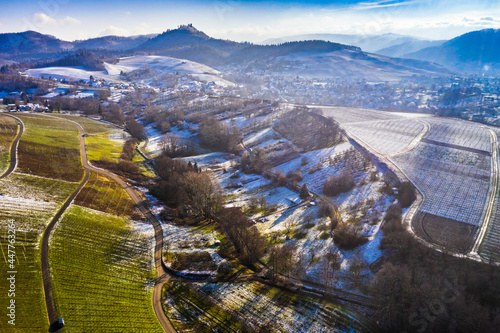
[163,281,371,333]
[321,107,404,125]
[15,114,83,182]
[320,107,500,257]
[0,115,18,175]
[424,117,492,152]
[49,205,163,332]
[391,149,490,225]
[0,173,77,332]
[74,171,140,219]
[53,114,153,176]
[344,119,424,156]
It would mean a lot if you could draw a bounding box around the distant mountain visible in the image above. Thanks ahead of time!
[1,26,454,82]
[404,29,500,73]
[135,24,242,65]
[241,48,452,82]
[376,39,444,58]
[261,33,439,54]
[73,34,157,51]
[0,30,73,54]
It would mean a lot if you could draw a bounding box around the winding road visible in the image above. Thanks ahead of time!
[0,114,23,179]
[37,115,175,332]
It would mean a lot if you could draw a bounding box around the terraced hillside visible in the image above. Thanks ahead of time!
[322,107,498,258]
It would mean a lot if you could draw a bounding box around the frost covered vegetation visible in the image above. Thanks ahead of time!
[163,281,371,333]
[16,114,83,182]
[50,205,162,332]
[0,173,77,332]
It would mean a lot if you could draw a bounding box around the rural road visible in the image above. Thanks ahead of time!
[471,129,499,257]
[0,114,23,179]
[38,114,175,333]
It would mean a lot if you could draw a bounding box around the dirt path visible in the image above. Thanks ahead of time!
[0,114,24,179]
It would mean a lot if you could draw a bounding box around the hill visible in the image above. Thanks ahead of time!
[2,26,455,82]
[261,33,439,54]
[40,51,107,71]
[73,34,156,51]
[404,29,500,73]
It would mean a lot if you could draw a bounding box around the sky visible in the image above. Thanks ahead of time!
[0,0,500,42]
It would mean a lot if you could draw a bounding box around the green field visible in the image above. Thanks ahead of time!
[0,115,18,175]
[16,114,83,182]
[51,114,125,162]
[52,114,154,176]
[50,205,163,332]
[0,173,78,332]
[74,171,140,219]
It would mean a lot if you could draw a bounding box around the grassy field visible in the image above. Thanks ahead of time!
[74,171,141,219]
[50,205,163,332]
[0,173,77,332]
[52,114,155,176]
[16,114,83,182]
[0,115,18,175]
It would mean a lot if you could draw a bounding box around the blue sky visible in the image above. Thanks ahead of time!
[0,0,499,41]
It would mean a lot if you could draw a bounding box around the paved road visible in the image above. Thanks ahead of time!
[40,117,89,332]
[471,129,499,258]
[0,114,23,179]
[38,114,175,333]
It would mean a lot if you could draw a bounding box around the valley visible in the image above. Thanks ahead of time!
[1,17,500,333]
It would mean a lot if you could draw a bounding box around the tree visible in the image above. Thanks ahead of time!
[299,184,311,199]
[182,172,223,219]
[398,181,416,208]
[198,116,242,153]
[125,116,146,140]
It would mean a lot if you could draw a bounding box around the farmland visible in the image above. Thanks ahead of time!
[15,114,83,182]
[74,170,140,219]
[49,205,163,332]
[51,114,126,162]
[321,106,498,257]
[0,115,18,175]
[0,173,77,332]
[163,281,371,333]
[53,113,153,176]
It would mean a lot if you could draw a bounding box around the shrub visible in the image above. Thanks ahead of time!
[398,181,416,208]
[333,224,368,250]
[323,169,355,197]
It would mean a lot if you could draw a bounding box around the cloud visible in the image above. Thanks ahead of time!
[32,13,80,28]
[33,13,57,26]
[98,25,128,37]
[354,0,420,10]
[61,16,81,25]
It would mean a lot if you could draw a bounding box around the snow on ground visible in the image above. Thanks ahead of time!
[243,128,280,147]
[143,122,198,157]
[179,152,232,169]
[25,66,122,83]
[143,123,163,156]
[105,55,235,87]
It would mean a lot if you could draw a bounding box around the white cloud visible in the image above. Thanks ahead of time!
[61,16,81,25]
[33,13,57,27]
[98,25,128,37]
